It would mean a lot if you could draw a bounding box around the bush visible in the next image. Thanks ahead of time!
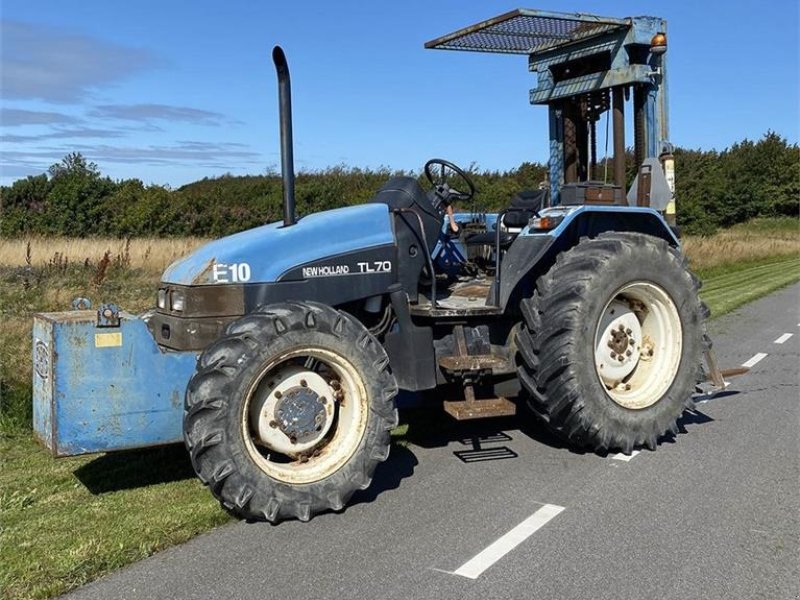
[1,135,797,239]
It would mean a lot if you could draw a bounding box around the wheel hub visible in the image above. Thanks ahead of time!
[249,365,336,456]
[593,282,683,410]
[275,387,328,444]
[595,300,642,386]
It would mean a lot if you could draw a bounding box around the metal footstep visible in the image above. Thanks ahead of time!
[444,396,517,420]
[440,324,517,420]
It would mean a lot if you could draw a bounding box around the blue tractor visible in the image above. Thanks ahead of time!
[33,10,739,522]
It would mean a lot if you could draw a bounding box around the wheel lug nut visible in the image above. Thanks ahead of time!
[626,328,632,335]
[626,350,632,357]
[629,339,635,346]
[610,352,616,359]
[274,390,282,399]
[625,384,631,391]
[300,379,308,387]
[608,341,614,349]
[617,355,624,362]
[269,420,278,429]
[618,324,625,331]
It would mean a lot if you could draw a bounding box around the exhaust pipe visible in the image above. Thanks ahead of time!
[272,46,296,226]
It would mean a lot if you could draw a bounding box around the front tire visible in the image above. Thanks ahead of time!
[515,232,705,453]
[184,301,398,522]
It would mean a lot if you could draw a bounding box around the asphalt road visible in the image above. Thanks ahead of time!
[64,283,800,600]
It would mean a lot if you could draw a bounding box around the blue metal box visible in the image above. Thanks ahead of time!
[32,311,198,456]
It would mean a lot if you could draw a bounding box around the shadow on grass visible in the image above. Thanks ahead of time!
[75,440,420,505]
[74,443,195,494]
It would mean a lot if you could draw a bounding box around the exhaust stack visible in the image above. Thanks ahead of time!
[272,46,296,226]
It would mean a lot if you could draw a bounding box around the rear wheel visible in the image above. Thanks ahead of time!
[184,301,398,522]
[515,232,705,453]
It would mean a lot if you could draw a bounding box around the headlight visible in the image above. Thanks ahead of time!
[530,215,564,231]
[170,290,185,312]
[157,289,167,309]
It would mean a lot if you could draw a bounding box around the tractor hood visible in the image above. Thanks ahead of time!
[161,203,394,286]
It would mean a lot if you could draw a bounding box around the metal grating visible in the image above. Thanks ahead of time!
[425,9,629,55]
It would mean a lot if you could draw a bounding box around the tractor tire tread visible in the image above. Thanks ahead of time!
[184,301,397,523]
[515,232,705,453]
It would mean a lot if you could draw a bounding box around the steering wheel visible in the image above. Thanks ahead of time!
[424,158,476,204]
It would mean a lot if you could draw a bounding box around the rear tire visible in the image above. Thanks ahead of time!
[184,301,398,522]
[515,232,705,453]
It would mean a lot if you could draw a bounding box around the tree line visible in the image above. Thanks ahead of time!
[1,132,797,238]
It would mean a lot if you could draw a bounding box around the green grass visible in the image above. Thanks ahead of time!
[697,255,800,317]
[0,220,798,599]
[0,434,230,599]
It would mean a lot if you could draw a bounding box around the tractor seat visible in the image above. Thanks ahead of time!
[368,176,443,250]
[464,230,515,248]
[464,189,546,248]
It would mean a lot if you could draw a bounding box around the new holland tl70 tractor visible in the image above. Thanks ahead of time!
[33,9,742,522]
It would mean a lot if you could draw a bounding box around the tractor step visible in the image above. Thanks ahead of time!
[443,397,517,420]
[439,324,516,420]
[437,354,507,373]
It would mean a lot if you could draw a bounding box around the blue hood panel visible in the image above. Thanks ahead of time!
[162,203,394,285]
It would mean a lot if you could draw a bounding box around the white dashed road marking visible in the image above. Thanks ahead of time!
[452,504,565,579]
[774,333,793,344]
[742,353,768,368]
[611,450,641,461]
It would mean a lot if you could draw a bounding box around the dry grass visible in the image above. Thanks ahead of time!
[1,219,797,275]
[0,236,208,274]
[683,220,800,271]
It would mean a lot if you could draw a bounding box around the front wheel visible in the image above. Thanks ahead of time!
[515,232,706,453]
[184,301,398,522]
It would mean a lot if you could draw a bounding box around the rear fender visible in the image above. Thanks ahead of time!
[500,206,678,309]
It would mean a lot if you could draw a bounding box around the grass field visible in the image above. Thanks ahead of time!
[1,217,798,599]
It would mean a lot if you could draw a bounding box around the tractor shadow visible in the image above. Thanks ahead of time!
[74,443,195,494]
[74,440,420,501]
[350,444,418,506]
[71,396,723,496]
[394,404,565,461]
[396,396,720,460]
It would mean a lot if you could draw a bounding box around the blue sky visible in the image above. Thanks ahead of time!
[1,0,798,186]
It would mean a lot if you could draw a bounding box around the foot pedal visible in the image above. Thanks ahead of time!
[443,397,516,420]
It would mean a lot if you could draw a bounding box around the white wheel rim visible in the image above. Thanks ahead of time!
[242,348,368,484]
[593,282,682,410]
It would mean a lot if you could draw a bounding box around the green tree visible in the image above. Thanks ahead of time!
[44,153,117,235]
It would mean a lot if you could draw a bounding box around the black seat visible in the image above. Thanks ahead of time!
[368,176,442,250]
[463,230,515,247]
[464,189,546,248]
[368,176,443,300]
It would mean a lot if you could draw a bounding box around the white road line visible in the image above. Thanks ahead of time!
[774,333,793,344]
[611,450,641,461]
[742,352,768,368]
[452,504,565,579]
